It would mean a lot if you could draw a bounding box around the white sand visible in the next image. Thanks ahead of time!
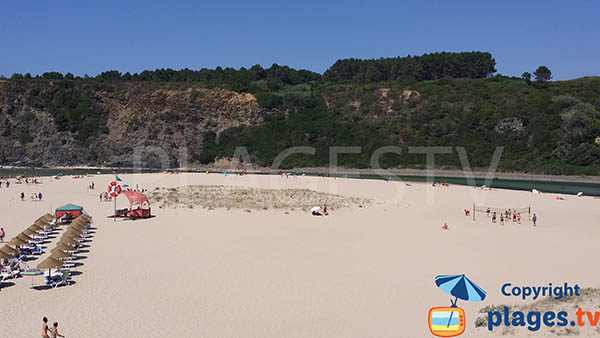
[1,173,599,337]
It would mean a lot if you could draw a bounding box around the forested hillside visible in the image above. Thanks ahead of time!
[1,52,599,175]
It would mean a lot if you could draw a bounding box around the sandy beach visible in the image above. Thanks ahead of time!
[1,173,599,337]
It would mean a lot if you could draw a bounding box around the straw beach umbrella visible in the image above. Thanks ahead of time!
[37,256,63,280]
[23,228,38,237]
[61,234,80,243]
[9,237,27,246]
[1,245,19,256]
[51,247,72,256]
[63,230,82,239]
[18,233,33,240]
[29,223,44,230]
[37,256,63,271]
[37,213,54,223]
[56,242,76,253]
[34,220,48,228]
[51,249,72,260]
[58,239,78,248]
[0,250,13,260]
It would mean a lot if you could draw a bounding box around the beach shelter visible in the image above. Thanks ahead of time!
[55,203,85,220]
[122,191,151,218]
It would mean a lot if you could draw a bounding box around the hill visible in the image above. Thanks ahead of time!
[1,53,599,175]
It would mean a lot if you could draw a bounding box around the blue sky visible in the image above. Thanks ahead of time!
[1,1,598,80]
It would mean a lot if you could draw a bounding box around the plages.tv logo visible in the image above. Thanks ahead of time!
[429,274,487,337]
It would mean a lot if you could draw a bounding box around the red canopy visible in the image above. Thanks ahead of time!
[122,191,150,210]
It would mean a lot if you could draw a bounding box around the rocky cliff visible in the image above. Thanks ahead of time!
[0,80,266,167]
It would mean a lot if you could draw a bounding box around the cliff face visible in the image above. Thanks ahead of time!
[0,80,265,167]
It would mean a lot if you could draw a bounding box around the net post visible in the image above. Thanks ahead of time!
[528,204,531,221]
[472,203,475,221]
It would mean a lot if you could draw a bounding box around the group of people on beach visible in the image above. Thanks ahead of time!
[486,208,537,226]
[21,192,43,201]
[42,317,65,338]
[23,177,40,185]
[488,208,522,225]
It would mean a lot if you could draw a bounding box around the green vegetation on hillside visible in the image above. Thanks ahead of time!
[204,76,600,174]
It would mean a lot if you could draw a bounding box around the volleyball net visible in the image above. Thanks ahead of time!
[472,204,531,221]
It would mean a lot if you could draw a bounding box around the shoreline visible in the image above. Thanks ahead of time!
[1,165,599,184]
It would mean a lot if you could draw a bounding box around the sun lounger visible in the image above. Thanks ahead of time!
[3,266,20,279]
[62,261,75,269]
[32,245,43,255]
[49,272,71,288]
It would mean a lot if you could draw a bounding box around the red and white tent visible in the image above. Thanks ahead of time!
[122,191,151,218]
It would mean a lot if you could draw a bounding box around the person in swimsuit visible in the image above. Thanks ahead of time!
[49,322,65,338]
[42,317,49,338]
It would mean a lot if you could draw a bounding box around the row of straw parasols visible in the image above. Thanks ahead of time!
[0,213,91,274]
[36,214,92,272]
[0,213,54,261]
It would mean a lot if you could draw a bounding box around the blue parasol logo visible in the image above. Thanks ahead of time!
[429,274,487,337]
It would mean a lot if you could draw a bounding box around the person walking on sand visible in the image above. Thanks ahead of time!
[0,227,5,242]
[49,322,65,338]
[20,192,24,201]
[442,222,449,230]
[38,192,43,200]
[42,317,49,338]
[500,215,504,226]
[532,213,537,226]
[492,212,496,223]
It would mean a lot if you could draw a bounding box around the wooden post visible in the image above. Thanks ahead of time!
[472,203,475,221]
